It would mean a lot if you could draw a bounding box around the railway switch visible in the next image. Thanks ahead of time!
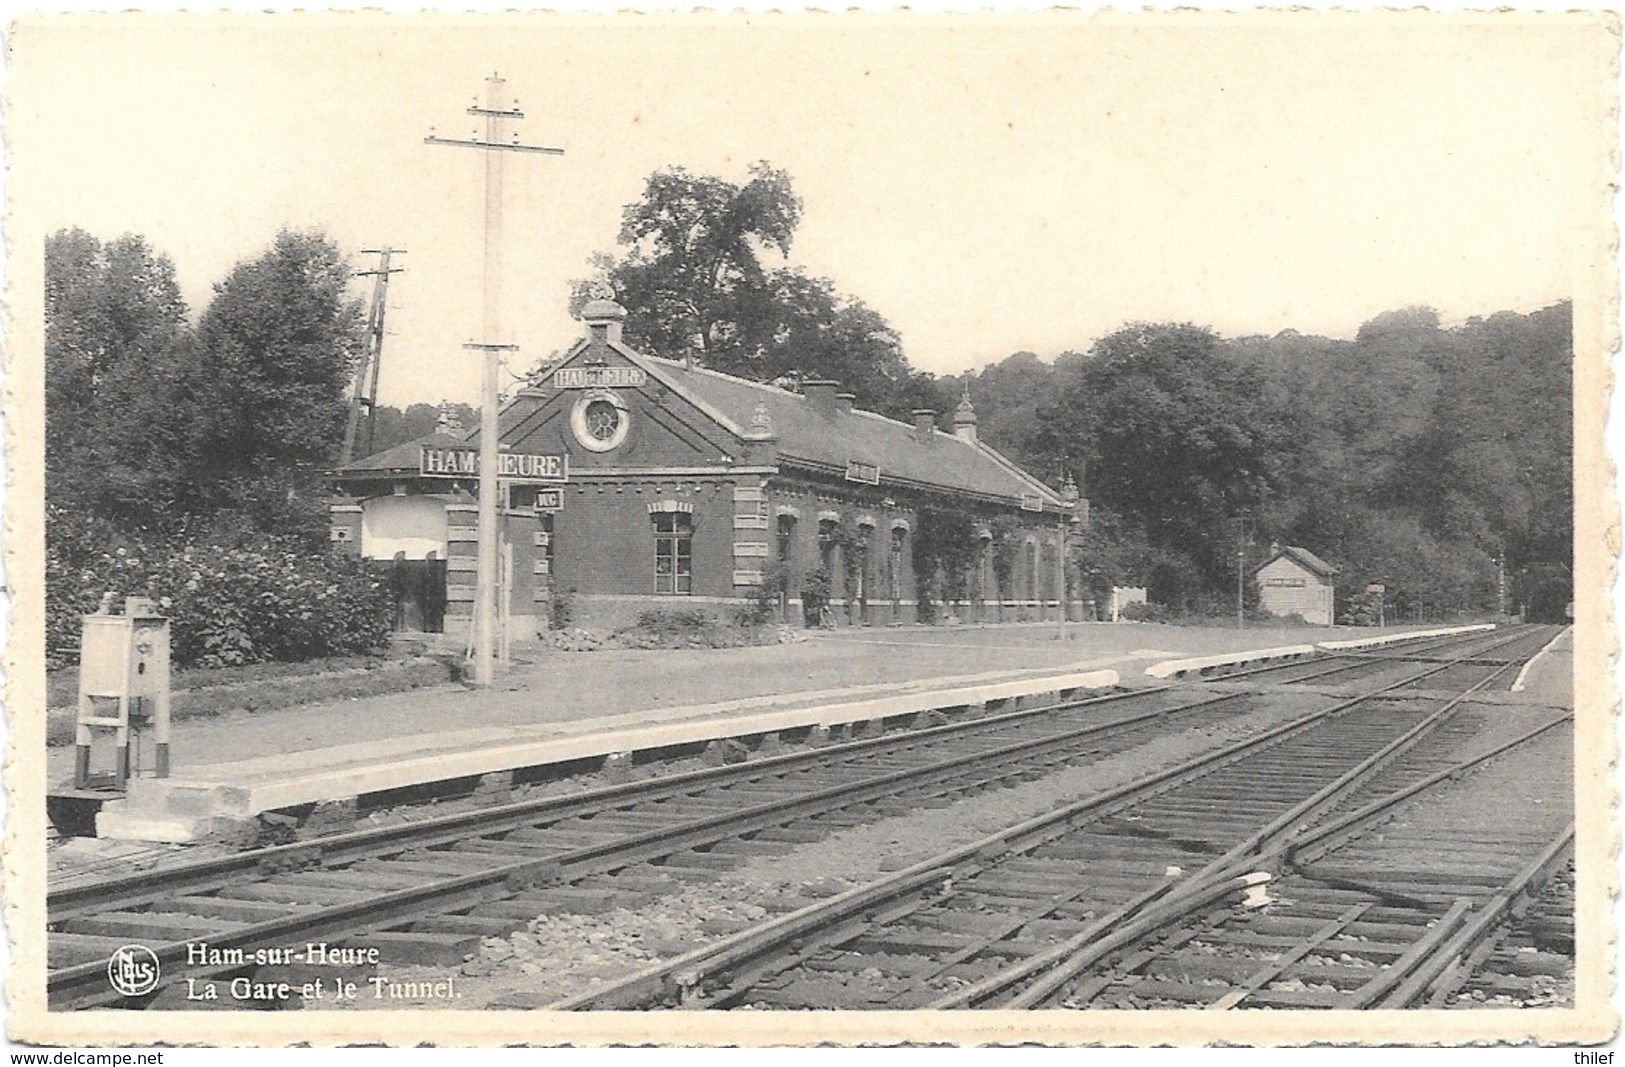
[73,595,171,790]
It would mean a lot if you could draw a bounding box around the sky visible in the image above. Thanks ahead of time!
[8,12,1611,407]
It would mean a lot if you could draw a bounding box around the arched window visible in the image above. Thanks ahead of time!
[776,513,796,566]
[853,524,872,605]
[818,518,839,579]
[889,526,907,601]
[653,512,693,594]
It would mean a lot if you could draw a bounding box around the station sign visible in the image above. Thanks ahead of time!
[535,488,565,513]
[420,446,569,483]
[1020,493,1044,512]
[553,365,647,389]
[844,460,881,485]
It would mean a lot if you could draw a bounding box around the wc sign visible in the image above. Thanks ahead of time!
[535,488,565,513]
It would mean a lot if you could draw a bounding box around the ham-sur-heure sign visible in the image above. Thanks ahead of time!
[420,446,568,483]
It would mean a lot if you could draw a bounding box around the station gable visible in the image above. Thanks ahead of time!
[496,345,747,472]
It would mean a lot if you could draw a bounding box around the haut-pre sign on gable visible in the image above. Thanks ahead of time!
[553,365,647,389]
[420,446,569,483]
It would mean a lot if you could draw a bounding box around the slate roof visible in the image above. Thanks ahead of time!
[1258,545,1340,578]
[339,332,1068,512]
[335,431,471,476]
[640,355,1067,510]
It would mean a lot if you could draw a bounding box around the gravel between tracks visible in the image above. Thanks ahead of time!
[332,688,1408,1010]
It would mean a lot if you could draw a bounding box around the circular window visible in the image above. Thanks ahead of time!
[571,389,631,452]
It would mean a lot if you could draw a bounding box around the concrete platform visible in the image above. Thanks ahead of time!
[1142,624,1498,679]
[92,664,1118,842]
[64,621,1477,845]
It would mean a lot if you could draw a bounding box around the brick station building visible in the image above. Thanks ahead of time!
[330,299,1079,634]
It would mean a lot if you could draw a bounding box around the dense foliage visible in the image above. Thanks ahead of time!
[952,304,1573,620]
[45,227,390,668]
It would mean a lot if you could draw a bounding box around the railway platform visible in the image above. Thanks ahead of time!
[49,620,1527,845]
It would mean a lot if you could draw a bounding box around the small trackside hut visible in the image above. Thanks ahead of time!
[1253,543,1339,626]
[330,299,1081,633]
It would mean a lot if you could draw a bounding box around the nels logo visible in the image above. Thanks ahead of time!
[107,945,160,997]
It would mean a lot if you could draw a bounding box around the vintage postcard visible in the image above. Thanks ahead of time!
[3,9,1617,1048]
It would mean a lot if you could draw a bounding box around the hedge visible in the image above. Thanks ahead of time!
[47,513,393,670]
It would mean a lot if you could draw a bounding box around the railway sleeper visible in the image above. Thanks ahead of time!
[1298,865,1524,891]
[149,895,303,923]
[574,873,681,895]
[1199,930,1409,961]
[409,914,531,938]
[654,849,747,873]
[357,930,480,966]
[62,911,249,942]
[451,837,568,858]
[803,951,949,978]
[1144,954,1377,991]
[280,868,433,892]
[1235,914,1447,943]
[909,910,1051,937]
[509,886,655,915]
[997,855,1181,879]
[1481,949,1574,978]
[51,932,157,969]
[846,928,1050,959]
[212,882,375,906]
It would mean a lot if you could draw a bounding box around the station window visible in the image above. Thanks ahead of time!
[777,514,796,565]
[852,525,872,603]
[653,512,693,594]
[888,527,906,600]
[818,519,839,577]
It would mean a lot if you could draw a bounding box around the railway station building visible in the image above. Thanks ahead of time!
[330,299,1080,634]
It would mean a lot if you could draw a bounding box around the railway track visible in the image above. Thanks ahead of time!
[1203,625,1552,689]
[47,664,1286,1007]
[1039,718,1573,1009]
[545,626,1566,1010]
[49,624,1558,1011]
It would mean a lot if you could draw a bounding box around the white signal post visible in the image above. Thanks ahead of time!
[427,74,563,687]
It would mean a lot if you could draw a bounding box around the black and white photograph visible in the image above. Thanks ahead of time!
[3,9,1615,1048]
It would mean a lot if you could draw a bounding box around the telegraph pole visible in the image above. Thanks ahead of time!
[342,248,406,465]
[427,74,563,687]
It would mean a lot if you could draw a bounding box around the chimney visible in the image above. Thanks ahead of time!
[835,392,856,415]
[952,385,978,444]
[1269,541,1281,558]
[803,379,840,415]
[580,298,628,345]
[912,408,937,443]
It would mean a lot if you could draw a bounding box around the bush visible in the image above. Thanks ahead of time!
[1121,600,1172,623]
[549,588,577,631]
[46,508,393,670]
[611,608,774,650]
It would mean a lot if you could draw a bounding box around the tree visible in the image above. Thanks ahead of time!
[574,163,920,414]
[190,230,365,539]
[573,162,800,363]
[367,402,480,455]
[45,228,200,525]
[1033,322,1296,590]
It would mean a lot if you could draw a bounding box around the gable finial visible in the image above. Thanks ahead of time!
[744,398,777,441]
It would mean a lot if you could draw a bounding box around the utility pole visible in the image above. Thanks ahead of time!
[342,248,406,465]
[427,74,563,688]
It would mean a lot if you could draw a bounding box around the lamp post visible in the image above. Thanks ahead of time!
[1233,515,1251,631]
[1059,476,1080,641]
